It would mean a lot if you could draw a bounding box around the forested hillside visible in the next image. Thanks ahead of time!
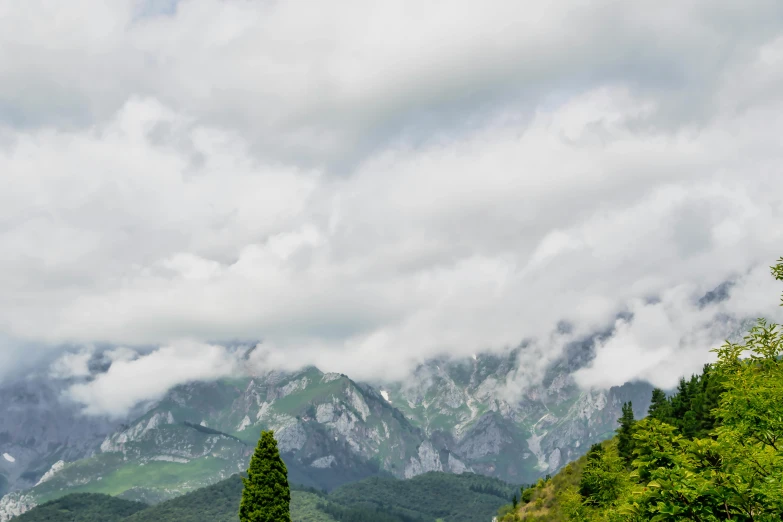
[497,257,783,521]
[12,493,146,522]
[12,470,518,522]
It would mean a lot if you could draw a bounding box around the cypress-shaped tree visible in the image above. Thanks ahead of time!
[616,401,636,465]
[239,430,291,522]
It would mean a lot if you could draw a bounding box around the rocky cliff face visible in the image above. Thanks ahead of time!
[374,349,653,484]
[0,353,653,521]
[0,378,123,497]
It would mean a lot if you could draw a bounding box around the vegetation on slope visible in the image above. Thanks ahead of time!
[498,257,783,521]
[12,493,146,522]
[325,471,520,522]
[13,470,518,522]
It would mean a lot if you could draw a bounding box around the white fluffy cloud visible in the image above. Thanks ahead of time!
[65,341,239,417]
[1,0,783,410]
[49,348,95,380]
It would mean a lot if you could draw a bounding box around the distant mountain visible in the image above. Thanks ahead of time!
[7,313,759,521]
[11,471,519,522]
[11,493,146,522]
[375,348,654,483]
[0,351,657,520]
[0,378,122,501]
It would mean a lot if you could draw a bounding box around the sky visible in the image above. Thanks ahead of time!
[1,0,783,417]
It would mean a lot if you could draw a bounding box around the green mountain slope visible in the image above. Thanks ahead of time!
[18,368,425,508]
[11,493,146,522]
[327,471,520,522]
[13,471,519,522]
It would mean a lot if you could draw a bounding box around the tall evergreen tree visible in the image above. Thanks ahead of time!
[616,401,636,465]
[239,430,291,522]
[670,377,692,420]
[647,388,670,422]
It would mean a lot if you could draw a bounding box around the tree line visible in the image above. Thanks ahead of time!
[500,256,783,521]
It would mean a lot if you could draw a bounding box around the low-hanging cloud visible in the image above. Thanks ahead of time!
[64,341,240,417]
[1,0,783,415]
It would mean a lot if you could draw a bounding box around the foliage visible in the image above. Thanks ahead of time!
[579,442,629,507]
[326,471,521,522]
[616,403,636,465]
[647,388,670,421]
[14,470,518,522]
[12,493,146,522]
[498,257,783,522]
[497,454,590,521]
[521,486,535,503]
[647,364,724,440]
[124,474,244,522]
[239,430,291,522]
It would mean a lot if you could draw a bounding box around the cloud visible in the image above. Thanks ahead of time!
[2,0,782,165]
[64,341,239,417]
[49,348,95,380]
[573,260,783,390]
[1,0,783,413]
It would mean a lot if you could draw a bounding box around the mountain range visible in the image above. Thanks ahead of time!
[0,343,658,521]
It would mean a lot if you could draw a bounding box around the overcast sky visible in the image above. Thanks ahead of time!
[2,0,783,416]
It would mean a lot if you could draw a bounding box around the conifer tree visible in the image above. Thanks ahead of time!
[670,377,691,420]
[616,401,636,465]
[647,388,670,422]
[239,430,291,522]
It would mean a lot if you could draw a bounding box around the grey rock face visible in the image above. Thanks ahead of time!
[0,378,123,495]
[457,413,513,460]
[0,492,36,521]
[1,348,655,517]
[376,348,653,482]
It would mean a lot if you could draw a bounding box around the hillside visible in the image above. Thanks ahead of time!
[1,352,661,519]
[12,471,518,522]
[495,258,783,521]
[12,493,146,522]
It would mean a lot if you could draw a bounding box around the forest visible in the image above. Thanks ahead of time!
[12,469,517,522]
